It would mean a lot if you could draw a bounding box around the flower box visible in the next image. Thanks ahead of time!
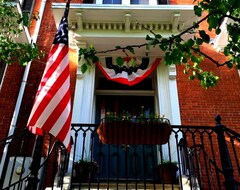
[97,119,171,145]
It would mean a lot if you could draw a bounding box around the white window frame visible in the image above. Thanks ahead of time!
[95,0,158,5]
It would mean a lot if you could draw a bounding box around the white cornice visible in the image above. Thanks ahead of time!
[52,3,196,33]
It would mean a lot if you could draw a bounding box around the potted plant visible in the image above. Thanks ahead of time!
[73,159,99,183]
[156,160,178,184]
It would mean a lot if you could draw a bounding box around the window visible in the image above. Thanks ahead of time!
[0,62,7,88]
[20,0,35,14]
[83,0,94,3]
[130,0,149,4]
[103,0,122,4]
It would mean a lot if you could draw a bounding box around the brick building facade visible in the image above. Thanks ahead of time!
[0,0,239,189]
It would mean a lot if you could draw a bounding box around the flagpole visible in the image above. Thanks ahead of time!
[25,135,43,190]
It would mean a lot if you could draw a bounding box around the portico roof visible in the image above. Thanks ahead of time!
[52,3,197,57]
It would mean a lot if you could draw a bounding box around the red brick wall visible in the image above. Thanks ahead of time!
[0,64,24,140]
[169,0,193,4]
[177,44,240,131]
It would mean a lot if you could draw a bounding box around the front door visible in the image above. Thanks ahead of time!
[94,95,158,181]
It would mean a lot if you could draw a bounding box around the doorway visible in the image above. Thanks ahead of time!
[94,95,158,180]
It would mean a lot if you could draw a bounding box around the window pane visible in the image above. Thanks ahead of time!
[158,0,168,4]
[103,0,122,4]
[22,0,34,12]
[130,0,149,4]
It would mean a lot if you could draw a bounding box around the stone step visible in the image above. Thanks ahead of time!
[71,183,180,190]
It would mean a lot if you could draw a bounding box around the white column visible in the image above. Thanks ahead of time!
[122,0,130,5]
[69,41,96,171]
[156,63,181,162]
[149,0,158,5]
[168,65,182,161]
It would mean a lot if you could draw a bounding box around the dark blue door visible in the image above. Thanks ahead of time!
[94,95,158,180]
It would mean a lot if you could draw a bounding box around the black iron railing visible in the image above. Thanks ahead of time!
[0,117,239,190]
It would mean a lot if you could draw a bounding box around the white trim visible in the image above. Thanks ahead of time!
[0,63,7,90]
[96,90,154,96]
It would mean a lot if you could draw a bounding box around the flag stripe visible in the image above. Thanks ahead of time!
[51,101,71,140]
[33,76,70,130]
[39,45,68,91]
[41,84,71,132]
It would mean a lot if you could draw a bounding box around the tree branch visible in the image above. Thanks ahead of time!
[225,15,240,23]
[191,47,232,67]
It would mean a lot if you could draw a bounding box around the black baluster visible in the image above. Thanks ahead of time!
[215,115,238,190]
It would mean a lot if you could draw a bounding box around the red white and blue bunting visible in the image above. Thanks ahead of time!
[96,57,161,86]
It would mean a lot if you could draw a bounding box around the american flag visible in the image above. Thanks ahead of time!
[27,1,72,152]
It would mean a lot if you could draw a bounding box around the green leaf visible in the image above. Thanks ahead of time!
[159,43,168,51]
[189,75,195,80]
[146,35,152,41]
[182,57,188,63]
[175,36,182,43]
[208,16,219,30]
[227,62,233,69]
[215,28,221,35]
[81,63,88,74]
[129,58,136,67]
[151,39,160,46]
[155,34,162,39]
[237,64,240,70]
[186,39,194,47]
[191,55,200,63]
[199,30,210,43]
[196,38,203,45]
[116,57,124,66]
[194,5,202,17]
[224,47,230,56]
[126,46,135,54]
[91,55,99,63]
